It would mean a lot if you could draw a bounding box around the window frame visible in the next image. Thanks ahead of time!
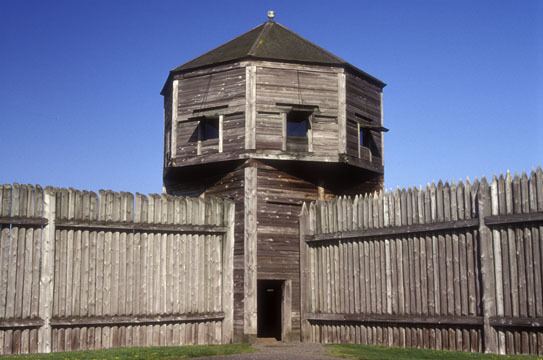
[196,115,223,155]
[282,110,313,152]
[358,122,380,159]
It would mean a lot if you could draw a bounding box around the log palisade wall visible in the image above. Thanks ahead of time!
[300,169,543,355]
[166,165,248,340]
[0,185,234,355]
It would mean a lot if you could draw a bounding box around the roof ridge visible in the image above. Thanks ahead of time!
[248,21,272,56]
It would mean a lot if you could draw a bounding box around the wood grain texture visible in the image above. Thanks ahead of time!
[243,165,257,337]
[0,185,234,354]
[300,169,543,355]
[167,61,383,174]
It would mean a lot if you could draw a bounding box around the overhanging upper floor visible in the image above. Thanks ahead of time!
[162,60,386,177]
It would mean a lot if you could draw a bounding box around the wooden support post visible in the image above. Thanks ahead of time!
[281,112,287,151]
[218,115,224,153]
[337,71,346,154]
[281,279,292,342]
[197,120,202,156]
[380,92,385,166]
[243,165,257,340]
[171,79,179,159]
[245,65,256,150]
[478,179,498,354]
[38,189,55,353]
[490,178,505,354]
[299,203,311,342]
[307,115,313,153]
[317,186,325,201]
[221,200,235,343]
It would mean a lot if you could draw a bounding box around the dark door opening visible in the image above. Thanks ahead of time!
[257,280,282,340]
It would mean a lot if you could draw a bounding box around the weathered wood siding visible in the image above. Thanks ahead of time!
[166,165,248,341]
[163,88,173,166]
[489,171,543,355]
[256,64,339,114]
[346,73,381,124]
[205,167,247,341]
[312,116,339,154]
[300,168,543,355]
[176,65,246,118]
[346,119,359,158]
[173,64,246,164]
[256,161,320,339]
[176,121,199,160]
[0,185,44,355]
[255,63,340,156]
[223,112,246,153]
[346,73,383,161]
[256,112,283,150]
[167,62,384,173]
[0,185,234,355]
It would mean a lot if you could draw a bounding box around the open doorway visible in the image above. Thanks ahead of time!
[257,280,283,340]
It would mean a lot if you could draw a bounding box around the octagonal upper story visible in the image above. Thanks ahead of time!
[162,20,387,174]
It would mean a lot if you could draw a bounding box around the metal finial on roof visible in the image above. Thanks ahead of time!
[267,10,275,21]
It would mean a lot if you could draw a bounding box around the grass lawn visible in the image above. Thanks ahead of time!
[327,344,542,360]
[0,344,253,360]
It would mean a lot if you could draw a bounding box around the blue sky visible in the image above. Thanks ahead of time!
[0,0,541,193]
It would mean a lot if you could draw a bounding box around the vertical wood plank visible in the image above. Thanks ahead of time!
[243,165,257,339]
[245,66,256,150]
[37,190,55,353]
[337,71,346,154]
[478,179,498,354]
[299,203,310,342]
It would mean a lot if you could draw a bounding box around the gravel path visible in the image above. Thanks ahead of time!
[197,342,340,360]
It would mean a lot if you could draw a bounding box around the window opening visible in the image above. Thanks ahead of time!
[359,126,380,158]
[199,117,219,140]
[286,110,311,152]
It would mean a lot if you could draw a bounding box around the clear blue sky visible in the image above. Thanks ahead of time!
[1,0,541,194]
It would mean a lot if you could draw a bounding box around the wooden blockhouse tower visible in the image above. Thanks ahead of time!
[161,16,386,342]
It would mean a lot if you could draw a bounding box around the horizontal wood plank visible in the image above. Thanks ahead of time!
[489,316,543,328]
[307,313,483,326]
[50,312,225,327]
[51,312,224,327]
[55,219,227,234]
[485,212,543,226]
[0,216,47,227]
[308,218,480,243]
[0,318,44,329]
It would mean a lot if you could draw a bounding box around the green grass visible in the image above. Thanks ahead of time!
[327,344,542,360]
[0,344,253,360]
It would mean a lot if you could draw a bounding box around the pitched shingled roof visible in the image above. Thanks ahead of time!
[165,20,385,91]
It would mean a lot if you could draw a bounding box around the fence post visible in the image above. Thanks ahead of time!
[221,200,235,343]
[38,189,55,353]
[478,179,498,353]
[299,203,311,342]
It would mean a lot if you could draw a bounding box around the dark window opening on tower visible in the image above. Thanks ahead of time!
[360,127,380,158]
[286,111,311,152]
[199,116,220,141]
[165,128,171,164]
